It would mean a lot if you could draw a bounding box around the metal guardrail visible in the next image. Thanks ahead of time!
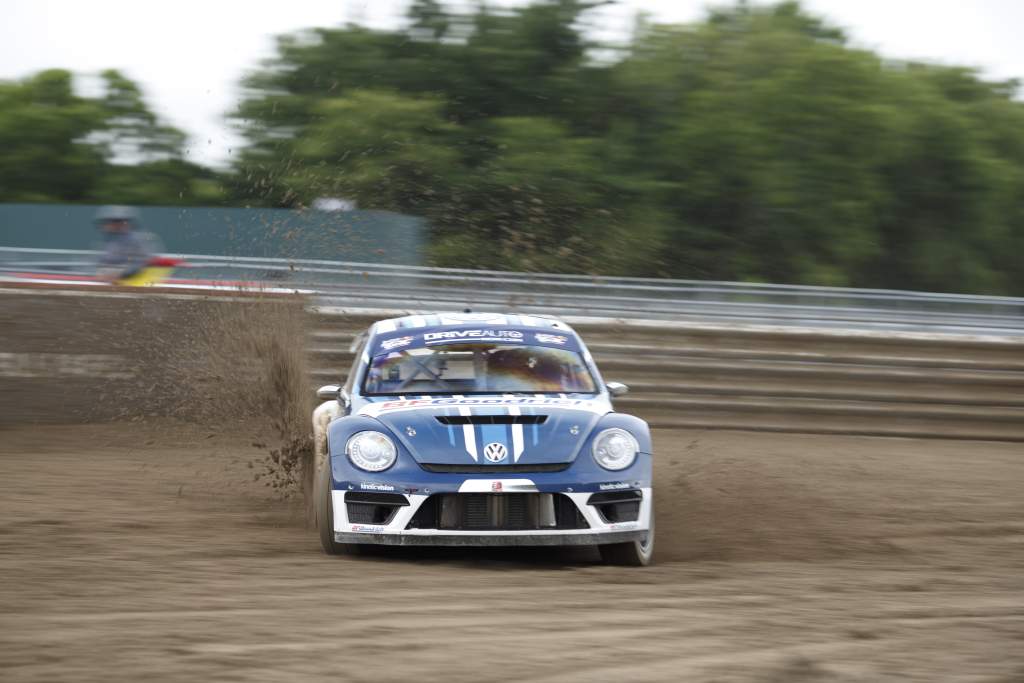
[2,246,1023,335]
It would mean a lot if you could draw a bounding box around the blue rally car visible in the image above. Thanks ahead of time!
[312,313,654,565]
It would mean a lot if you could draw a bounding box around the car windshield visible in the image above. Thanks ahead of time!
[362,343,597,396]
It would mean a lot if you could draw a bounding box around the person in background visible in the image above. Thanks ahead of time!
[94,206,157,283]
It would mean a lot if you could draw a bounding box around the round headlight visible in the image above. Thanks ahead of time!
[346,431,398,472]
[592,428,639,471]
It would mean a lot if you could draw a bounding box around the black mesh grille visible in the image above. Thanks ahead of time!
[346,492,409,506]
[436,415,547,425]
[346,503,396,525]
[463,495,491,528]
[587,490,642,524]
[419,462,571,474]
[345,492,408,525]
[407,493,588,531]
[587,491,641,505]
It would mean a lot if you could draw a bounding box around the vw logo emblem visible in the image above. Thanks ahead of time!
[483,442,508,463]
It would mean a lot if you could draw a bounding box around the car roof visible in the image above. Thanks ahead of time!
[370,312,575,336]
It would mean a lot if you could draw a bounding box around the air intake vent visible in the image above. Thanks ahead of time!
[406,493,588,531]
[436,415,547,425]
[345,492,409,526]
[419,462,570,474]
[587,490,642,524]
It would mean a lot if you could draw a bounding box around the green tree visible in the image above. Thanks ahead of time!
[0,70,107,201]
[96,69,187,162]
[229,1,1024,293]
[0,68,221,205]
[282,90,462,211]
[408,0,450,41]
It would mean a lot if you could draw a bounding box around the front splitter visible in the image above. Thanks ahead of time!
[335,530,646,547]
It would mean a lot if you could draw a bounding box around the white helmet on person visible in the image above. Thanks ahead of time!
[94,205,140,228]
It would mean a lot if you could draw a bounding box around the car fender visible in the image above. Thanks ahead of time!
[588,412,653,454]
[312,400,344,472]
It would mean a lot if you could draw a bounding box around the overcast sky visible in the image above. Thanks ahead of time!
[2,0,1022,168]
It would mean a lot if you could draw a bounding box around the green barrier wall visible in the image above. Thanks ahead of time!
[0,203,426,264]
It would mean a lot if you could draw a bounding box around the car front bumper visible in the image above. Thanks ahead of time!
[333,486,652,548]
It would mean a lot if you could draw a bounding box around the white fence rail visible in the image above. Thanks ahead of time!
[2,246,1023,334]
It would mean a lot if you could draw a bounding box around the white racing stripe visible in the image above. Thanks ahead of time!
[508,405,525,462]
[458,405,478,461]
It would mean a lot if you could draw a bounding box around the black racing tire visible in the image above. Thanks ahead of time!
[302,446,317,528]
[316,460,364,556]
[599,500,655,567]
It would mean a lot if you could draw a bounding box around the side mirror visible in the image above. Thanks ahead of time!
[316,384,340,401]
[606,381,629,397]
[349,332,367,354]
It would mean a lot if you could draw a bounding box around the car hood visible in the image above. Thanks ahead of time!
[358,397,608,466]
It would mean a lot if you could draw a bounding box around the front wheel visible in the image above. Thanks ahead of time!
[599,502,655,566]
[316,460,364,556]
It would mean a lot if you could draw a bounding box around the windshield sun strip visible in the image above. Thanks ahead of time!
[359,344,597,397]
[361,391,597,397]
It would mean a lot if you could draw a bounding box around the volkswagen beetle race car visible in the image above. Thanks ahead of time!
[312,313,654,565]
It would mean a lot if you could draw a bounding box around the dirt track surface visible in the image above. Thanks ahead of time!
[1,423,1022,682]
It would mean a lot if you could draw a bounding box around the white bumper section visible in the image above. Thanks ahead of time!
[333,480,652,547]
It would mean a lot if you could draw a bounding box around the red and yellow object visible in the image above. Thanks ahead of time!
[115,257,184,286]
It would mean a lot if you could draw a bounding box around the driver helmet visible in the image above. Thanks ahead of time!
[94,205,140,229]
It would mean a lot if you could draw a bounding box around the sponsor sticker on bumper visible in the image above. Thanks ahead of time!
[359,482,395,492]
